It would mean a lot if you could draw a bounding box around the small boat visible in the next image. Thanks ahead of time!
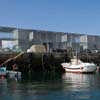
[7,70,21,79]
[61,57,97,73]
[0,64,21,79]
[0,67,6,77]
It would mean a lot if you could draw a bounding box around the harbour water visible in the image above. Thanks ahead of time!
[0,72,100,100]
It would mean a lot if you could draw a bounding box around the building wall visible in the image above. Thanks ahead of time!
[80,35,100,51]
[0,27,100,52]
[80,35,88,50]
[61,33,82,51]
[13,29,65,51]
[88,36,100,50]
[31,31,64,51]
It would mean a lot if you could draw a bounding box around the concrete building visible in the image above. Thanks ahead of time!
[0,26,65,52]
[61,33,83,52]
[80,35,100,51]
[0,26,100,52]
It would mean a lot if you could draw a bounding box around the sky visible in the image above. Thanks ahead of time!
[0,0,100,35]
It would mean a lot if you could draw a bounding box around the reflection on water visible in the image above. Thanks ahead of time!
[62,73,100,100]
[0,73,100,100]
[62,73,96,91]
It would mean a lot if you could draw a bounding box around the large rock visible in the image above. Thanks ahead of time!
[27,45,46,53]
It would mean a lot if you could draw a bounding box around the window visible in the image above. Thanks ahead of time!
[29,32,34,41]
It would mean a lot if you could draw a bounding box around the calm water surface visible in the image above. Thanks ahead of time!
[0,72,100,100]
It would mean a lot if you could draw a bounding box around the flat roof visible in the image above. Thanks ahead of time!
[0,26,16,33]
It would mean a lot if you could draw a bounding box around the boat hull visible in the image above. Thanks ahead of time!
[64,67,97,73]
[61,63,97,73]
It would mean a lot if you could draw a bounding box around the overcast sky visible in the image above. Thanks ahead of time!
[0,0,100,35]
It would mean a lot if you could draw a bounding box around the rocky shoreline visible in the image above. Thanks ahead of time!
[0,52,100,75]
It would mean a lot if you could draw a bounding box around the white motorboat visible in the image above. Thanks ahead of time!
[61,57,97,73]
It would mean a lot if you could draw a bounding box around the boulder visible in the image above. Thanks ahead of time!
[27,45,46,53]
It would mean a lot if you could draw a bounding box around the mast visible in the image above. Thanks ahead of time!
[86,33,88,62]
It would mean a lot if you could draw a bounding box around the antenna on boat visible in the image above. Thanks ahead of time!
[39,32,44,71]
[86,32,88,62]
